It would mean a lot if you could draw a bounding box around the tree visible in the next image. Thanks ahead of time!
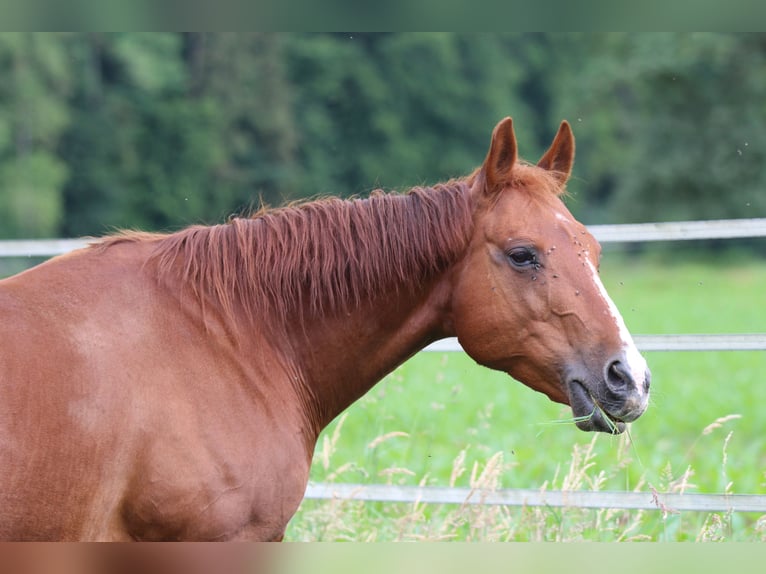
[0,33,70,238]
[183,33,299,211]
[60,33,223,235]
[284,33,531,198]
[548,33,766,225]
[3,33,764,241]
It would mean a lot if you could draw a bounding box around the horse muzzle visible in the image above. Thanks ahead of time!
[566,354,651,434]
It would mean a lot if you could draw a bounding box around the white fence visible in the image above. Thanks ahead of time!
[2,218,766,513]
[0,238,90,257]
[304,483,766,513]
[590,217,766,243]
[2,217,766,257]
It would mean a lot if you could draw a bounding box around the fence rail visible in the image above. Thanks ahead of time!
[590,217,766,243]
[1,217,765,259]
[425,334,766,353]
[304,483,766,513]
[3,218,766,514]
[0,238,90,257]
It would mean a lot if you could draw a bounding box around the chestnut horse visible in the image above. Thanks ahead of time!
[0,118,649,541]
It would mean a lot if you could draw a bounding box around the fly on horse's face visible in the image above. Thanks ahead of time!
[452,118,650,433]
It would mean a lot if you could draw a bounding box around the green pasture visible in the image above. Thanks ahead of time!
[287,256,766,541]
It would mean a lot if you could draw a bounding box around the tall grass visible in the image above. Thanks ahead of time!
[286,257,766,541]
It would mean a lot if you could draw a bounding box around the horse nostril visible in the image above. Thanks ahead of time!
[643,369,652,393]
[606,360,632,390]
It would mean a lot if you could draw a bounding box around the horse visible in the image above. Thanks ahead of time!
[0,117,650,541]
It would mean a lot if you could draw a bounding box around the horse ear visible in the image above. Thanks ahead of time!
[537,120,575,185]
[482,117,518,195]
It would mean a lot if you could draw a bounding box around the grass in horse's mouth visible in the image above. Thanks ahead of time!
[539,400,622,434]
[592,401,621,434]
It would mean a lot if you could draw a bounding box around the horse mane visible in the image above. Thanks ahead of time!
[98,162,565,330]
[101,180,474,329]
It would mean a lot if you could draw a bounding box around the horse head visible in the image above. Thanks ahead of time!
[452,118,650,433]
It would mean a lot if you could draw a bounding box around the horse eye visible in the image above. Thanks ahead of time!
[507,247,538,268]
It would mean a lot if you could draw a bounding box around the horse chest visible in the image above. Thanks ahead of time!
[121,461,254,540]
[119,416,310,541]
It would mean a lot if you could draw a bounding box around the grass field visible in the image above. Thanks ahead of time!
[286,255,766,541]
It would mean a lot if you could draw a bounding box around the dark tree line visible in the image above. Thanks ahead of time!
[1,33,765,239]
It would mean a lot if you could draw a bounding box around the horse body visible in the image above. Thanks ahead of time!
[0,218,459,541]
[0,118,650,540]
[0,244,311,540]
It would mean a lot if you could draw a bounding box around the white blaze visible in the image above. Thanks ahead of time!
[586,260,649,394]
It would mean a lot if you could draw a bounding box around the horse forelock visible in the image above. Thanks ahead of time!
[472,161,570,204]
[513,161,570,198]
[132,181,474,329]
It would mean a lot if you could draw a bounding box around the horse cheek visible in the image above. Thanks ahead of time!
[451,271,523,370]
[494,280,571,401]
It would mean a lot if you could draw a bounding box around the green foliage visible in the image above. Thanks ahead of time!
[0,33,71,237]
[285,33,531,197]
[578,34,766,224]
[1,33,765,238]
[0,152,67,237]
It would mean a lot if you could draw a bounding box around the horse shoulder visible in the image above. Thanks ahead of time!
[118,369,312,541]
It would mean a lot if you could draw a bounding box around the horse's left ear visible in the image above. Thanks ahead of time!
[537,120,575,185]
[482,117,518,195]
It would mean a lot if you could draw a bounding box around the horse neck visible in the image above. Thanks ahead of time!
[288,268,457,435]
[268,184,474,434]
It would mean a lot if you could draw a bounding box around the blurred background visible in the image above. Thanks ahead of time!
[0,32,764,241]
